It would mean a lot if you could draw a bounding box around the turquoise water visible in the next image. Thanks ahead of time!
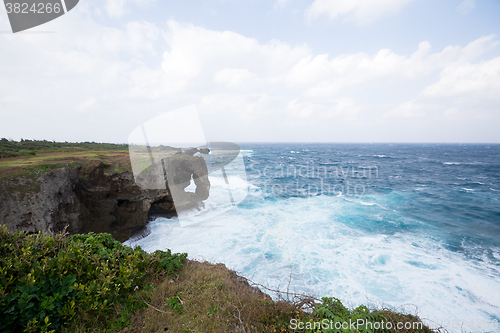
[126,143,500,331]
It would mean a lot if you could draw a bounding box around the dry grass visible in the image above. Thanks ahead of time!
[378,309,439,333]
[127,260,301,333]
[125,260,438,333]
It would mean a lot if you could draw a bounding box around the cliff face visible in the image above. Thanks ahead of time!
[0,163,177,242]
[0,167,83,236]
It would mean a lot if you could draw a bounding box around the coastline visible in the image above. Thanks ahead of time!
[0,227,435,333]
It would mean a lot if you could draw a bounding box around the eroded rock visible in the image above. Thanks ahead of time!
[0,149,212,241]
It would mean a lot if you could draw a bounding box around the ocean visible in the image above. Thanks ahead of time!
[125,143,500,331]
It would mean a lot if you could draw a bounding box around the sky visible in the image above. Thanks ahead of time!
[1,0,500,143]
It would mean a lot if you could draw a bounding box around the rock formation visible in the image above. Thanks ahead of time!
[0,153,210,242]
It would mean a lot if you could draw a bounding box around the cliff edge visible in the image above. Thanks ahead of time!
[0,162,172,241]
[0,152,210,242]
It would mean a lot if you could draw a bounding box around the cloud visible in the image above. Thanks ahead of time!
[77,98,96,112]
[1,3,499,143]
[388,36,500,126]
[275,0,291,9]
[383,100,427,118]
[213,68,259,88]
[160,21,310,85]
[423,57,500,99]
[458,0,475,14]
[286,39,480,100]
[0,2,168,141]
[286,98,359,119]
[459,34,499,61]
[305,0,415,24]
[105,0,126,17]
[105,0,156,18]
[201,92,273,121]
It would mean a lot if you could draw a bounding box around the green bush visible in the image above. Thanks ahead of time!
[0,227,187,332]
[311,297,389,332]
[0,139,128,158]
[291,297,390,333]
[293,296,432,333]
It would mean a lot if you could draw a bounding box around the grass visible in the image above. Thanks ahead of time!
[129,260,301,332]
[0,152,101,167]
[0,139,128,159]
[0,139,132,184]
[0,151,132,183]
[129,260,436,333]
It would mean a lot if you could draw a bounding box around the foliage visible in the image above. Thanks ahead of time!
[291,296,433,333]
[304,297,389,332]
[0,227,186,332]
[0,139,128,159]
[166,293,184,313]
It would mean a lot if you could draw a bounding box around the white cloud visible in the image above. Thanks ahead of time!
[160,21,309,86]
[275,0,291,9]
[305,0,414,24]
[458,0,475,14]
[388,36,500,125]
[443,108,459,119]
[77,98,96,112]
[423,57,500,99]
[383,100,427,118]
[459,34,499,62]
[1,4,499,143]
[125,21,161,56]
[286,39,477,100]
[285,99,317,118]
[105,0,126,17]
[286,97,359,119]
[324,98,360,118]
[105,0,157,18]
[200,92,273,122]
[213,68,258,88]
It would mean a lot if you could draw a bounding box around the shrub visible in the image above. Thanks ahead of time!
[0,227,186,332]
[293,296,432,333]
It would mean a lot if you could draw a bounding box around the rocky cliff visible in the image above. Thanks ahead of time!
[0,155,210,242]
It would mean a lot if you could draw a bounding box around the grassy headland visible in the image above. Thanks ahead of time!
[0,139,131,183]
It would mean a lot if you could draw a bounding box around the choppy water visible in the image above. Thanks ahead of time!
[125,143,500,332]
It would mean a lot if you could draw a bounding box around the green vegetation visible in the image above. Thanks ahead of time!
[0,150,131,183]
[0,138,127,159]
[0,227,435,333]
[296,297,433,333]
[0,227,186,333]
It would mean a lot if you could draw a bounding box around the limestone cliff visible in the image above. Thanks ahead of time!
[0,155,209,242]
[0,167,84,236]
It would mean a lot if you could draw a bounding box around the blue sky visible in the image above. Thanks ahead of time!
[1,0,500,143]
